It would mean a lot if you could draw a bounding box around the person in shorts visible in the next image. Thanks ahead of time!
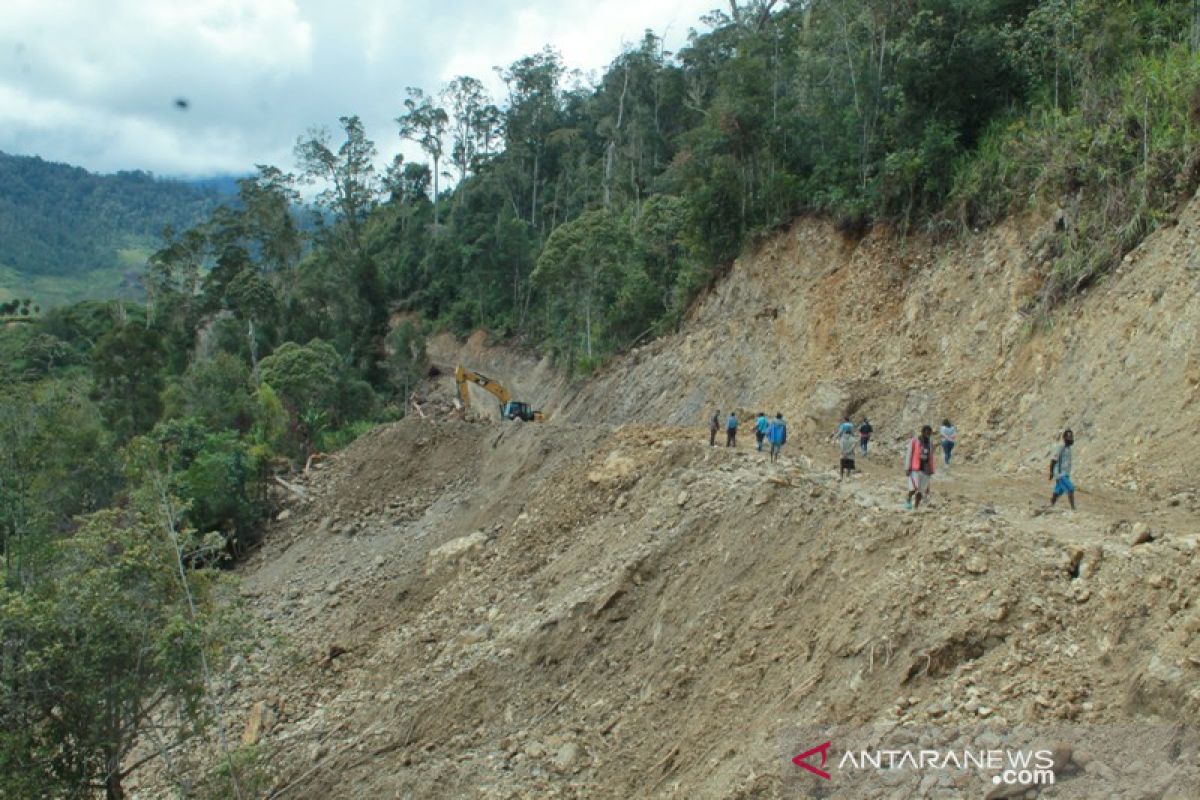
[905,425,936,510]
[1049,429,1076,510]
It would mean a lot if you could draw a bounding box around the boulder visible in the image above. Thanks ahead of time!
[426,532,488,575]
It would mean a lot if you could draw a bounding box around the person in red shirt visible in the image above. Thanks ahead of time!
[905,425,936,510]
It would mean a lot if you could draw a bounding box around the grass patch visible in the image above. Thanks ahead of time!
[0,260,144,308]
[950,44,1200,317]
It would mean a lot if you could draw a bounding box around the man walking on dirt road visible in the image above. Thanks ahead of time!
[859,417,873,455]
[1049,429,1076,510]
[838,425,856,479]
[905,425,936,510]
[755,412,769,451]
[710,409,720,447]
[940,419,957,466]
[726,411,739,447]
[768,413,786,462]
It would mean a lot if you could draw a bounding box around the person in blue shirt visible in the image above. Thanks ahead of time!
[754,412,769,451]
[1049,429,1076,510]
[767,413,787,462]
[726,411,738,447]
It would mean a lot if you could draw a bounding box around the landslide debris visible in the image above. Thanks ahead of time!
[132,415,1200,799]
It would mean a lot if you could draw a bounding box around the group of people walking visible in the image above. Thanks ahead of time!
[710,410,789,462]
[707,408,1077,511]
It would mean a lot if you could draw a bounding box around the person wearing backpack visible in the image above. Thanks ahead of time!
[726,411,739,447]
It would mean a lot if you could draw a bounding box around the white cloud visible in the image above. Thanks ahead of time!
[0,0,718,176]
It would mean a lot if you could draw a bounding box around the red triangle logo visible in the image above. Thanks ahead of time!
[792,741,832,780]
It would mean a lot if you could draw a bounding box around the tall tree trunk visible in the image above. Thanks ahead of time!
[1193,0,1200,53]
[247,318,258,376]
[604,66,630,208]
[432,155,441,229]
[531,149,540,229]
[104,744,125,800]
[584,299,592,359]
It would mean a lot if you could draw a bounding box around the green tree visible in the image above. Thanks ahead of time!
[294,117,389,379]
[0,381,120,584]
[163,352,255,433]
[397,87,450,228]
[385,321,428,405]
[236,165,303,274]
[295,115,380,258]
[441,76,502,208]
[257,339,375,451]
[90,322,166,442]
[0,509,237,800]
[140,421,267,547]
[497,48,566,231]
[224,269,279,373]
[532,209,628,364]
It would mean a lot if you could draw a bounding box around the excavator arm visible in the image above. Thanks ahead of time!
[454,365,544,422]
[455,366,512,410]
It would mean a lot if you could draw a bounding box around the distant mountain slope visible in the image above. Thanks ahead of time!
[0,152,232,303]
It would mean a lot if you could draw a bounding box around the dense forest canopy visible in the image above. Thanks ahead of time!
[4,1,1200,795]
[0,152,229,302]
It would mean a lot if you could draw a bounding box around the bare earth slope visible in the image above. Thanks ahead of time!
[187,419,1198,800]
[558,191,1200,497]
[132,193,1200,798]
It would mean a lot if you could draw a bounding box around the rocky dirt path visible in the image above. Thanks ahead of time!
[680,427,1195,551]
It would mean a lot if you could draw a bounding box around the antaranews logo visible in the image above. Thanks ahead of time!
[790,739,1054,788]
[791,741,832,780]
[785,724,1200,796]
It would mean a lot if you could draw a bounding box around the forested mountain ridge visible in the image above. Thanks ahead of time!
[0,151,226,303]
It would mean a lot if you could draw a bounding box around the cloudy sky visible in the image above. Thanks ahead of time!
[1,0,719,178]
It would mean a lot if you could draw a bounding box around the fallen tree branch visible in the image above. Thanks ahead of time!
[273,476,308,499]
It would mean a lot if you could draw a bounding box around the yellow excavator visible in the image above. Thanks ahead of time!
[455,365,545,422]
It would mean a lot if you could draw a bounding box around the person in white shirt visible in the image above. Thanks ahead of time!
[939,419,957,466]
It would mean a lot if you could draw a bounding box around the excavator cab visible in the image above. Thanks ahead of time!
[502,401,542,422]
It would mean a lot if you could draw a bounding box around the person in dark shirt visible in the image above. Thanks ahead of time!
[859,418,873,455]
